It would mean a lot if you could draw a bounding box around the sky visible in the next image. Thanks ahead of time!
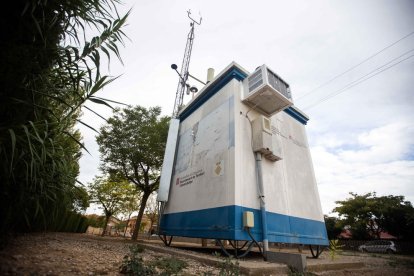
[78,0,414,215]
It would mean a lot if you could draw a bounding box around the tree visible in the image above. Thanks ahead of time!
[145,195,159,238]
[333,192,414,240]
[324,215,343,240]
[333,192,374,239]
[70,185,90,213]
[85,214,106,228]
[96,106,169,240]
[373,195,414,240]
[0,0,129,239]
[119,191,142,237]
[89,175,136,236]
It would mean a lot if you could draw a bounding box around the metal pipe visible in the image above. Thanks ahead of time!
[207,68,215,83]
[188,73,206,85]
[255,152,268,260]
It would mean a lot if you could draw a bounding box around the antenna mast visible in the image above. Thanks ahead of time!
[172,10,202,118]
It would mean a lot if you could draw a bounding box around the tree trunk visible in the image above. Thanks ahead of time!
[148,220,155,239]
[131,192,150,240]
[124,213,131,237]
[102,215,110,236]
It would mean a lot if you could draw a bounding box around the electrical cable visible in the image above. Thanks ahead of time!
[296,30,414,101]
[244,112,255,153]
[303,50,414,110]
[307,47,411,101]
[247,227,263,255]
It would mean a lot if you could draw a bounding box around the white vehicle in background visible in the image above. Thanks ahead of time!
[358,240,397,254]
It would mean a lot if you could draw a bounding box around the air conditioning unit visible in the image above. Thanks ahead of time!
[242,65,293,117]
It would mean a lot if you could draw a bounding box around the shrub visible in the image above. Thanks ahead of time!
[119,244,154,275]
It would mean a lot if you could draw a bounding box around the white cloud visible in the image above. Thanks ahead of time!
[311,123,414,214]
[339,122,414,163]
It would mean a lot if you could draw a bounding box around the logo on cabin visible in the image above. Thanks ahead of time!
[214,160,224,176]
[176,169,205,187]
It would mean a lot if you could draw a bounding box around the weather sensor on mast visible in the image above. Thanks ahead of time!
[171,10,202,118]
[158,10,202,204]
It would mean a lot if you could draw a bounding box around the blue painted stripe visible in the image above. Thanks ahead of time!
[160,205,329,246]
[179,67,247,122]
[283,107,309,125]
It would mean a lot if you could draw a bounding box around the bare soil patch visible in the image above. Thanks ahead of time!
[0,233,219,275]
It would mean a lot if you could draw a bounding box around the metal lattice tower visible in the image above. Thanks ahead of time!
[172,11,202,118]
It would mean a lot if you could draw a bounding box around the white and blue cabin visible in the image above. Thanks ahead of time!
[157,62,328,248]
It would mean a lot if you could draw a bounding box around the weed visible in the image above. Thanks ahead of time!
[119,244,155,275]
[328,240,344,261]
[151,257,188,275]
[218,257,240,276]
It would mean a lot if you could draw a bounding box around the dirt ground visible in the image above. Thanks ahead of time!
[0,233,220,275]
[313,251,414,276]
[0,232,413,275]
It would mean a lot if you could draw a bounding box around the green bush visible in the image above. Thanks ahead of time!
[52,211,89,233]
[0,0,128,243]
[85,215,106,228]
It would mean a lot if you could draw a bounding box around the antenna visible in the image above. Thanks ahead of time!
[171,10,202,118]
[187,9,202,25]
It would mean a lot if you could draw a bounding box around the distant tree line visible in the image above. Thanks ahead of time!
[325,192,414,241]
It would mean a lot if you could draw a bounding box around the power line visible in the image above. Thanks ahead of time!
[304,52,414,110]
[303,51,414,110]
[296,30,414,101]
